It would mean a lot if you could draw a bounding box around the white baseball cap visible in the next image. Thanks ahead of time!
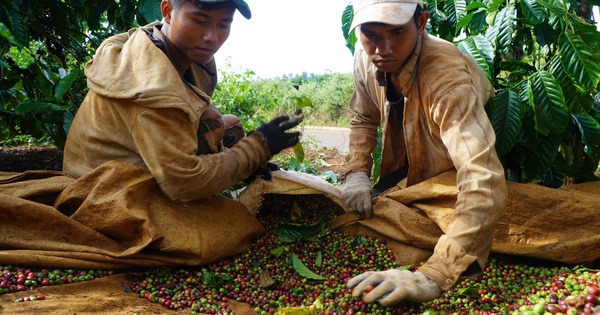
[350,0,423,32]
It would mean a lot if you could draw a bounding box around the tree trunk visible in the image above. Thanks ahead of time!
[578,0,594,24]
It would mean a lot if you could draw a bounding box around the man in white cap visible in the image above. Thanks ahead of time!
[341,0,507,306]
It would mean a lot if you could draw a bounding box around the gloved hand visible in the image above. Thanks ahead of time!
[243,162,280,184]
[347,270,442,306]
[341,171,374,218]
[256,115,301,156]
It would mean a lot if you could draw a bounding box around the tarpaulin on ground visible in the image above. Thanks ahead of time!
[0,165,598,314]
[0,160,264,269]
[241,170,600,266]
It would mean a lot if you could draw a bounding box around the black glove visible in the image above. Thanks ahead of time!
[243,162,280,184]
[255,115,301,156]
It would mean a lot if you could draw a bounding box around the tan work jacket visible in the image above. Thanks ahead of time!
[346,33,508,290]
[63,23,270,202]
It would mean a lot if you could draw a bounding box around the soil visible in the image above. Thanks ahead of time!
[0,145,348,178]
[289,146,348,177]
[0,146,64,173]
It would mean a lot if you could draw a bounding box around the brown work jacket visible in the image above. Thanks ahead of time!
[346,33,508,290]
[63,22,270,201]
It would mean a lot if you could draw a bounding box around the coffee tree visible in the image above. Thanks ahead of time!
[0,0,162,148]
[342,0,600,187]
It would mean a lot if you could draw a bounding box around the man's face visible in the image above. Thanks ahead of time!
[163,1,235,65]
[359,11,428,74]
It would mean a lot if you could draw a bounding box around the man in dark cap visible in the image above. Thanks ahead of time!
[64,0,299,199]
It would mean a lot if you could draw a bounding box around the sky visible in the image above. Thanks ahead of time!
[215,3,600,79]
[214,0,355,79]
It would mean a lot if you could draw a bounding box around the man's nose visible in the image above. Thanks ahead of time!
[203,27,218,43]
[375,38,393,56]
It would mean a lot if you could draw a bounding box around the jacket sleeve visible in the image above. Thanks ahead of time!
[417,83,507,291]
[345,50,381,176]
[131,107,270,202]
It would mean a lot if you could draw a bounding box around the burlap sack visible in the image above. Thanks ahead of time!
[0,160,264,269]
[239,170,346,214]
[241,170,600,266]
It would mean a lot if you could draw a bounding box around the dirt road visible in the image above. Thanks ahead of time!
[302,126,350,154]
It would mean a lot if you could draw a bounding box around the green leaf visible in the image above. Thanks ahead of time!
[469,9,487,33]
[520,133,559,182]
[426,1,448,24]
[202,272,232,289]
[28,63,54,99]
[5,5,28,47]
[533,22,559,48]
[87,4,105,30]
[485,0,504,16]
[500,60,537,73]
[540,161,567,188]
[528,70,568,135]
[290,253,325,280]
[494,5,516,56]
[15,102,53,114]
[455,13,474,36]
[444,0,467,32]
[119,2,137,26]
[465,2,487,11]
[519,0,547,25]
[55,70,81,100]
[573,19,600,53]
[572,114,600,162]
[457,36,492,81]
[270,246,286,258]
[292,142,305,164]
[535,0,566,16]
[318,170,338,184]
[139,0,162,23]
[455,286,479,297]
[63,109,75,138]
[0,22,20,47]
[456,7,487,35]
[288,95,313,109]
[486,89,522,156]
[558,31,600,91]
[341,3,356,56]
[549,56,593,114]
[355,235,368,246]
[315,251,322,268]
[275,220,326,241]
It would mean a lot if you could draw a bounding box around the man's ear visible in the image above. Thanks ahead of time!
[418,11,429,35]
[161,0,173,23]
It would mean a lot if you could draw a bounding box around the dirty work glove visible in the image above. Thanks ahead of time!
[341,171,373,218]
[243,162,280,184]
[256,116,301,156]
[348,270,442,306]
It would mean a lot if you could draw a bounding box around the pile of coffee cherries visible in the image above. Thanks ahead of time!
[1,193,598,315]
[0,266,113,303]
[126,194,600,315]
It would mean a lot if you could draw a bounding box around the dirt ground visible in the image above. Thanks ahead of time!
[0,146,64,172]
[0,145,347,177]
